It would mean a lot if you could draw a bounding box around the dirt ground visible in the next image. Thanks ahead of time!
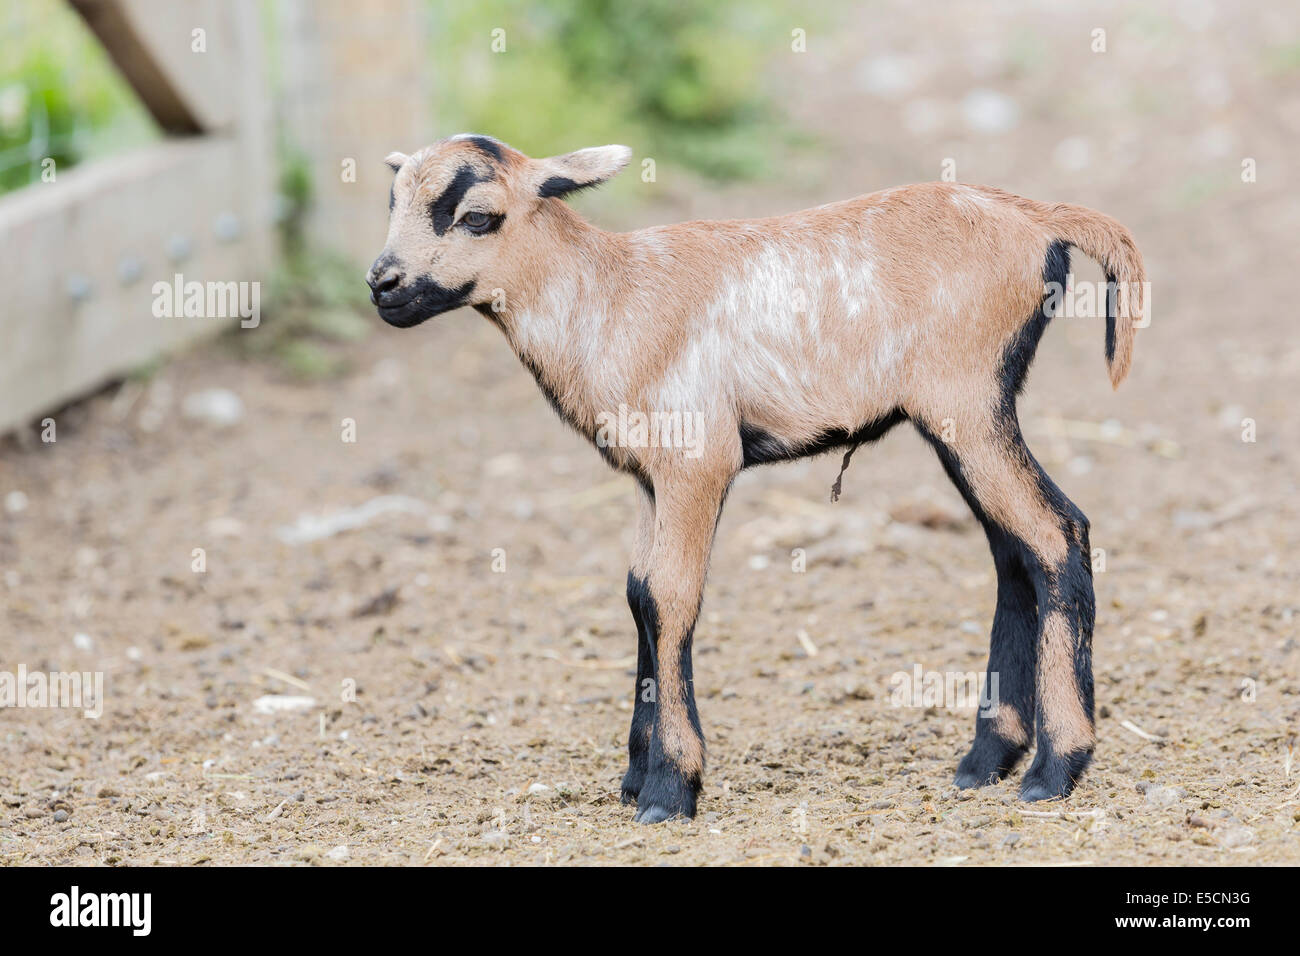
[3,1,1299,865]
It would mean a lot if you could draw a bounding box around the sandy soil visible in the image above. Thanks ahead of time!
[2,1,1298,865]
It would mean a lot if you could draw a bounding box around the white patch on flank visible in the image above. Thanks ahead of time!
[931,283,951,311]
[834,233,881,321]
[869,326,911,389]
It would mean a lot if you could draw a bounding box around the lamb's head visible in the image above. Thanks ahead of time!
[367,134,631,327]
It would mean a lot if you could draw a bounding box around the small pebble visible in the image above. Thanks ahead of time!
[253,695,317,715]
[182,388,244,427]
[1219,826,1253,848]
[1144,785,1187,807]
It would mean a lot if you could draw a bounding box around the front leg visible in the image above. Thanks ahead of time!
[631,472,731,824]
[621,483,657,804]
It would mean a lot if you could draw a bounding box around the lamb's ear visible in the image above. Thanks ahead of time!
[384,151,409,172]
[533,145,632,199]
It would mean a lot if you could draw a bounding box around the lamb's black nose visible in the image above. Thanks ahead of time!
[366,263,403,295]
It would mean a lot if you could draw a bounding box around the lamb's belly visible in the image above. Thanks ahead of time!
[732,308,908,435]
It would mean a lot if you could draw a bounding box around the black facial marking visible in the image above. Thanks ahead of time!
[429,164,485,235]
[375,276,476,328]
[538,175,599,199]
[388,182,395,212]
[462,135,504,163]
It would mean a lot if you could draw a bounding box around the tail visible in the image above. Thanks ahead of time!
[1036,203,1147,388]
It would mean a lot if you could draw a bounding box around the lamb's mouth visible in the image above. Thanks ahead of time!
[374,278,476,328]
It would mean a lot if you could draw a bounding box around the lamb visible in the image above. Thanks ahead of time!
[367,133,1147,823]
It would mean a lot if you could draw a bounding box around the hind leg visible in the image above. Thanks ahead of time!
[955,525,1037,786]
[1017,465,1096,801]
[919,426,1037,786]
[916,417,1095,800]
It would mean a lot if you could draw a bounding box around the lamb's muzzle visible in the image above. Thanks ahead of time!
[372,133,1148,823]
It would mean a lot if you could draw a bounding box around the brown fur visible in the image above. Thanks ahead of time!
[1038,609,1096,754]
[992,703,1031,750]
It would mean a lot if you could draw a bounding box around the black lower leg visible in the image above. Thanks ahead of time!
[621,571,655,804]
[1020,500,1097,801]
[956,529,1038,787]
[627,482,723,824]
[634,631,703,823]
[914,422,1040,789]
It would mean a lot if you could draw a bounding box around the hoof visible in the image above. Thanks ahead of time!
[1018,781,1061,802]
[954,769,1001,789]
[632,804,682,824]
[954,736,1028,789]
[630,765,698,823]
[1018,749,1092,802]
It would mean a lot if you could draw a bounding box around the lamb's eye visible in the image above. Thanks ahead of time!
[460,211,495,233]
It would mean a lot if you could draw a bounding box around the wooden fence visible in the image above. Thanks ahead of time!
[0,0,431,433]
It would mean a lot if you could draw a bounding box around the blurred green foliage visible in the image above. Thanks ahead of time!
[432,0,797,181]
[0,0,156,193]
[1265,40,1300,74]
[227,242,372,380]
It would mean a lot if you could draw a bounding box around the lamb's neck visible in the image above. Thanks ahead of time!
[496,215,636,431]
